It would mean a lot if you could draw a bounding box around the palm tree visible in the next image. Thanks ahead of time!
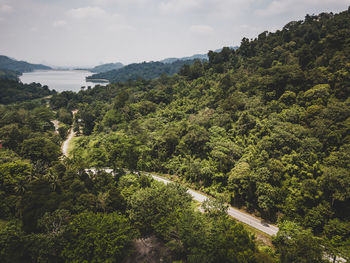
[45,171,59,191]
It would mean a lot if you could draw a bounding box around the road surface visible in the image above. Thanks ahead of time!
[61,110,78,157]
[62,128,75,157]
[86,169,278,236]
[150,174,279,236]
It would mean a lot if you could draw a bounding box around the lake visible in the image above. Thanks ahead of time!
[20,70,108,92]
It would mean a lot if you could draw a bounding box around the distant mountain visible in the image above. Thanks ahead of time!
[0,55,51,73]
[90,62,124,73]
[161,54,208,64]
[87,59,199,83]
[160,47,239,64]
[87,48,240,83]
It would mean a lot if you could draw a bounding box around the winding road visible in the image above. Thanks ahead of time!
[59,112,349,262]
[150,174,279,236]
[85,168,279,236]
[61,113,279,236]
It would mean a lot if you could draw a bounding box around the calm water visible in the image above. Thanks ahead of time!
[20,70,108,92]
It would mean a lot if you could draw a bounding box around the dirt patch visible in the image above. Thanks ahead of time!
[122,236,173,263]
[255,232,273,247]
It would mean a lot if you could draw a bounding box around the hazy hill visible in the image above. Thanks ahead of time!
[0,55,51,73]
[161,47,239,64]
[87,59,199,83]
[161,54,208,64]
[90,62,124,73]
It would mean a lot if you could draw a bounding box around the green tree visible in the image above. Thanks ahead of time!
[323,219,350,262]
[0,221,26,263]
[21,137,60,165]
[128,183,192,237]
[273,221,326,263]
[62,212,138,262]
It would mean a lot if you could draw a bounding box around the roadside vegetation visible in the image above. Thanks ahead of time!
[1,7,350,263]
[52,9,350,261]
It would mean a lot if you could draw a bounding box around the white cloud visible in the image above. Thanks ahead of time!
[255,0,350,17]
[107,24,134,32]
[53,20,67,28]
[159,0,200,14]
[91,0,149,6]
[189,25,214,35]
[255,1,289,16]
[67,6,106,19]
[0,4,13,13]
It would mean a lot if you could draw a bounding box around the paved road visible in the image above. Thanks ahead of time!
[86,169,279,236]
[150,174,279,236]
[86,169,350,262]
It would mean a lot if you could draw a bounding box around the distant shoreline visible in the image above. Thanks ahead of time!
[20,70,109,92]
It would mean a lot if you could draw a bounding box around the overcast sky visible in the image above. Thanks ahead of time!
[0,0,348,67]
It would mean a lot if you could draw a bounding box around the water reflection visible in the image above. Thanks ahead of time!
[20,70,108,92]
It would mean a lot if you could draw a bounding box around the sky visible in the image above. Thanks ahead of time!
[0,0,349,67]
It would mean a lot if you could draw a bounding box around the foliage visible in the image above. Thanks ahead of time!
[0,79,55,104]
[128,182,192,236]
[0,69,19,81]
[273,221,326,263]
[63,9,350,239]
[61,212,138,262]
[129,182,257,262]
[0,221,26,263]
[2,7,350,263]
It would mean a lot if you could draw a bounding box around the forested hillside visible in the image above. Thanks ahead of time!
[1,7,350,263]
[0,55,51,73]
[0,69,20,81]
[51,8,350,261]
[0,102,260,262]
[90,62,124,73]
[87,59,200,83]
[161,54,208,64]
[0,79,55,104]
[160,47,238,64]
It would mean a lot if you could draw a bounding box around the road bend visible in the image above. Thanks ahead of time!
[86,169,278,236]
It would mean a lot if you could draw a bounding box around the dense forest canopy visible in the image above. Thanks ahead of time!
[0,79,56,104]
[0,92,260,262]
[0,69,20,81]
[1,7,350,263]
[52,8,350,261]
